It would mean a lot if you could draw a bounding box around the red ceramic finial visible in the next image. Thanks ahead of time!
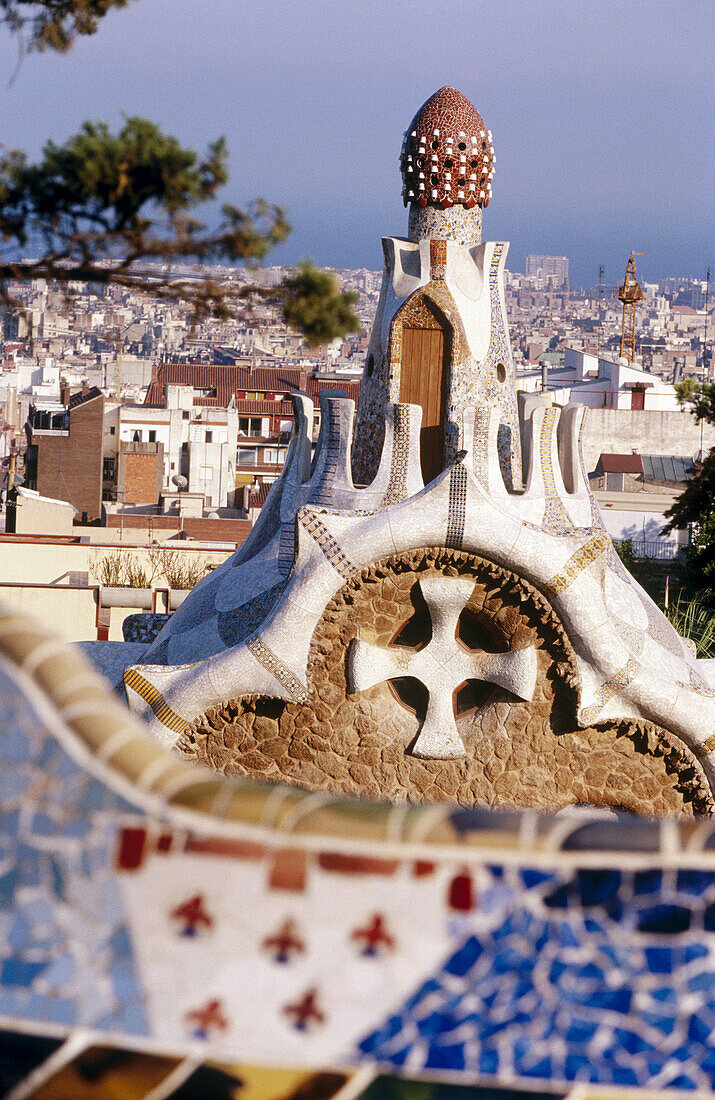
[400,86,494,209]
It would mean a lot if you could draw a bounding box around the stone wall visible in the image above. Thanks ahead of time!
[580,407,715,473]
[179,548,713,816]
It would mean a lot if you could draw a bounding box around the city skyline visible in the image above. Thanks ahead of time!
[1,0,713,286]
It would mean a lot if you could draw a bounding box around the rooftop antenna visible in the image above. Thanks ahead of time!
[704,266,711,379]
[615,251,645,363]
[597,264,604,360]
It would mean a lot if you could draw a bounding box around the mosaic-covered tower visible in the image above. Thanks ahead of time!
[79,86,715,816]
[352,86,522,490]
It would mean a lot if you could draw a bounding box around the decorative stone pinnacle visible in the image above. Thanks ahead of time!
[347,576,538,759]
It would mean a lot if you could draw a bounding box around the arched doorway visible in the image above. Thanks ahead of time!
[398,297,451,484]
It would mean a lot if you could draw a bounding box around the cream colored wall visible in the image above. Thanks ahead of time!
[0,584,97,641]
[14,497,75,536]
[0,538,232,642]
[0,540,230,585]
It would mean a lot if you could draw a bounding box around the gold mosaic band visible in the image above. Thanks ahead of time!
[124,667,189,736]
[246,635,309,704]
[546,531,611,595]
[540,407,573,532]
[298,511,358,581]
[579,658,639,726]
[695,732,715,758]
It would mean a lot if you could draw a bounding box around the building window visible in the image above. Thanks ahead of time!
[237,449,257,466]
[182,410,190,420]
[103,458,115,480]
[109,425,116,435]
[239,417,263,437]
[148,430,156,443]
[170,462,175,471]
[205,430,213,443]
[133,430,141,442]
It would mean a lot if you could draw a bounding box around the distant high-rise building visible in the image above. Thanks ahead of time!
[525,254,569,288]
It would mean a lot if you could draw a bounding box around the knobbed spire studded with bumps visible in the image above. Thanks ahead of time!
[400,86,495,209]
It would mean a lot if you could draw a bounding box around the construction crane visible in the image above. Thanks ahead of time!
[614,250,645,363]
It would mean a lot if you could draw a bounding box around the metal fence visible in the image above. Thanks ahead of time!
[616,538,684,561]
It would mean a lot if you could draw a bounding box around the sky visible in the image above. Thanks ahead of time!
[1,0,713,287]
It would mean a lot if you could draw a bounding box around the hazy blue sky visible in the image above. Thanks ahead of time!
[2,0,713,286]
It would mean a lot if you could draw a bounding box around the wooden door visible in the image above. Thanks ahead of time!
[400,325,448,484]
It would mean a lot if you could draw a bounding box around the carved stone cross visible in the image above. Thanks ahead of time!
[348,576,538,759]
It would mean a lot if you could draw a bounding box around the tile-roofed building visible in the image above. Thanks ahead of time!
[598,453,644,475]
[68,385,103,410]
[144,363,360,409]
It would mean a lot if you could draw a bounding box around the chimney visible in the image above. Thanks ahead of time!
[299,368,308,392]
[541,363,549,393]
[81,379,89,396]
[60,377,70,407]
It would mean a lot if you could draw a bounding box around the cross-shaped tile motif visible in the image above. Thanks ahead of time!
[348,575,538,759]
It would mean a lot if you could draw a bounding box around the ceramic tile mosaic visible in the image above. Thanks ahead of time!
[400,86,494,210]
[408,202,483,246]
[122,613,172,645]
[358,864,715,1093]
[0,666,147,1036]
[4,646,715,1091]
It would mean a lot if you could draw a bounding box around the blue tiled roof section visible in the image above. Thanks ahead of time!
[356,864,715,1091]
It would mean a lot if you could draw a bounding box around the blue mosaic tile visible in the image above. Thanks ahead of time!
[0,666,149,1039]
[357,862,715,1091]
[637,904,691,935]
[1,959,47,987]
[645,945,673,973]
[633,869,662,894]
[677,869,715,896]
[577,869,621,906]
[519,869,554,889]
[0,870,17,909]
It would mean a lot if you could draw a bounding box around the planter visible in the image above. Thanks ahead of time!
[169,589,191,611]
[100,586,154,610]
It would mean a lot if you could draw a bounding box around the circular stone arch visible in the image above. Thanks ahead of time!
[179,548,714,816]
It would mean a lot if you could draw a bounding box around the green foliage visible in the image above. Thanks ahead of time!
[664,380,715,606]
[0,9,361,340]
[674,378,715,424]
[664,593,715,659]
[281,263,360,347]
[0,0,133,52]
[0,118,298,322]
[0,118,359,336]
[614,538,666,603]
